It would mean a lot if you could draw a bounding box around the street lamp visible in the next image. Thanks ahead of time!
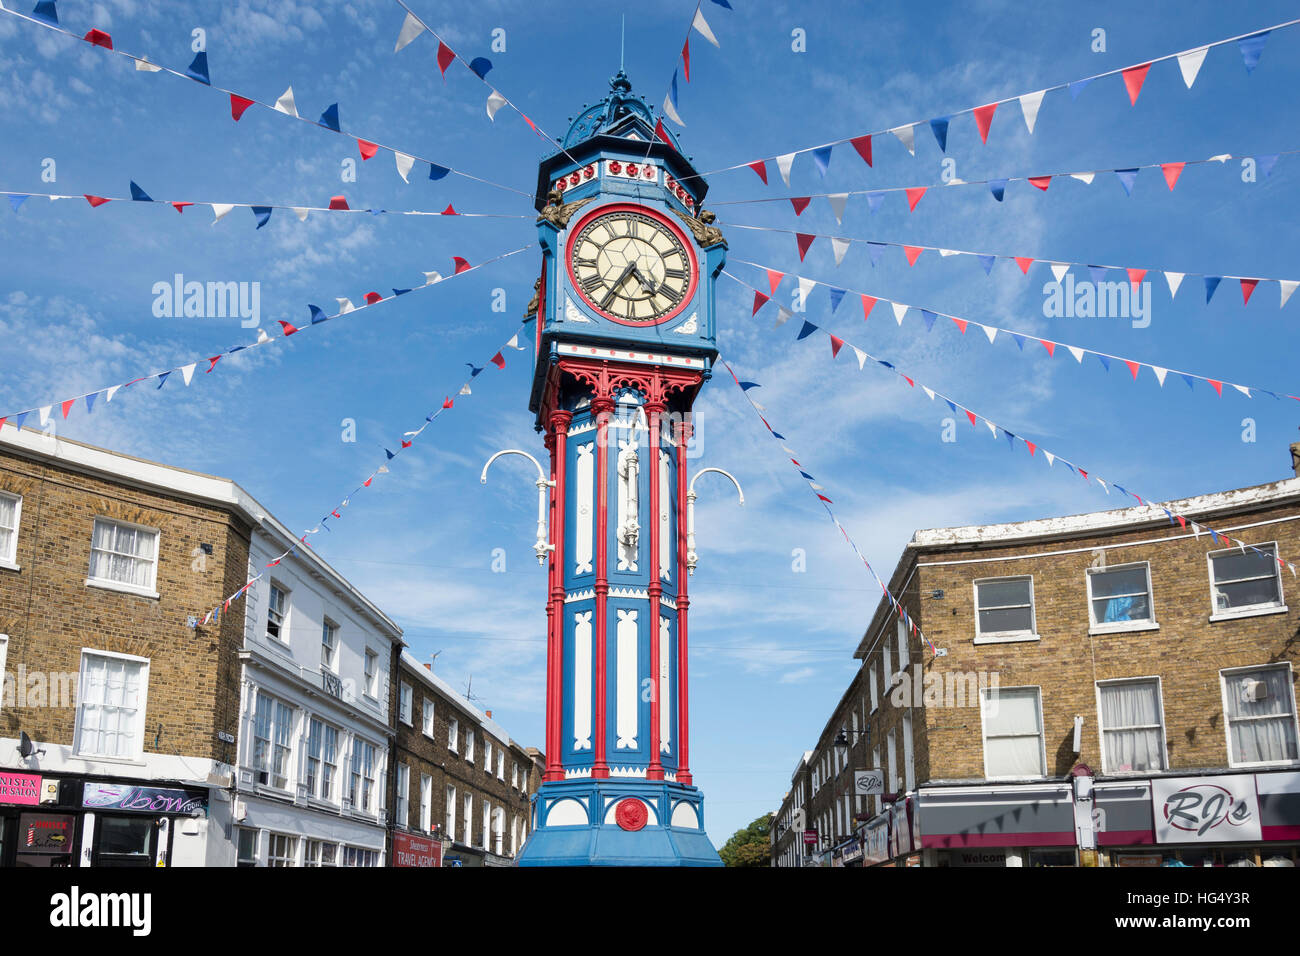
[480,449,556,565]
[685,467,744,575]
[834,728,870,750]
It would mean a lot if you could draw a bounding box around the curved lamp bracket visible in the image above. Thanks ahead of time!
[481,450,556,565]
[686,467,744,575]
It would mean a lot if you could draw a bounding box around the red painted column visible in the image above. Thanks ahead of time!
[645,396,665,781]
[544,409,571,782]
[591,394,614,779]
[675,419,693,786]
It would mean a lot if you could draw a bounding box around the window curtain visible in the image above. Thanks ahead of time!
[982,689,1044,777]
[1100,681,1163,771]
[79,656,141,758]
[0,496,16,558]
[90,521,154,587]
[1225,669,1298,763]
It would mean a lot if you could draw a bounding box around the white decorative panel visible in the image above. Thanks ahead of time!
[548,798,589,827]
[573,611,593,751]
[575,443,594,574]
[659,449,671,582]
[615,609,638,749]
[615,438,639,572]
[659,616,671,755]
[604,799,659,826]
[671,801,700,829]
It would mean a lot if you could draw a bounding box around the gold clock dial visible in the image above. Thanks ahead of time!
[570,211,693,322]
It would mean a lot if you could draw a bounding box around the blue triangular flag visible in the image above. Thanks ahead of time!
[392,288,412,296]
[920,310,937,332]
[866,242,887,265]
[1088,264,1108,284]
[977,254,995,275]
[799,471,816,481]
[796,320,818,340]
[1113,484,1128,497]
[14,411,29,431]
[1063,461,1076,475]
[865,191,885,214]
[385,449,395,460]
[1181,373,1196,390]
[710,0,732,7]
[1257,154,1279,178]
[368,209,383,216]
[319,103,340,131]
[738,381,760,391]
[1004,429,1016,449]
[186,51,210,85]
[469,56,493,79]
[129,181,152,202]
[1068,78,1091,100]
[771,431,786,440]
[1096,354,1110,372]
[1204,276,1221,303]
[1208,528,1219,543]
[828,288,846,313]
[251,206,272,229]
[156,371,171,389]
[429,163,450,181]
[669,71,681,110]
[1115,168,1139,196]
[308,304,328,324]
[467,363,483,377]
[1163,508,1175,525]
[32,1,57,27]
[85,392,96,414]
[878,360,895,369]
[812,146,832,177]
[929,116,949,153]
[1009,332,1026,350]
[1238,31,1269,73]
[988,178,1007,202]
[7,194,28,213]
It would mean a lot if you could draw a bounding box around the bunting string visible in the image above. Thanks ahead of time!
[720,223,1300,310]
[729,260,1300,401]
[0,246,533,433]
[709,147,1298,214]
[688,18,1296,185]
[195,322,530,627]
[0,1,532,199]
[650,1,732,145]
[722,271,1300,579]
[719,355,939,657]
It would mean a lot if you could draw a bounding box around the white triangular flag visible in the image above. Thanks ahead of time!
[1191,522,1201,538]
[692,8,720,47]
[506,334,524,350]
[39,406,51,425]
[810,483,825,491]
[292,207,309,221]
[891,124,915,156]
[922,386,935,401]
[105,385,121,404]
[981,324,997,345]
[1097,478,1109,494]
[486,91,507,121]
[775,152,796,187]
[1019,89,1045,134]
[394,11,425,52]
[662,93,686,127]
[774,305,793,328]
[378,465,390,474]
[985,420,998,438]
[891,302,908,325]
[1151,366,1168,387]
[939,248,959,257]
[752,402,766,411]
[180,363,196,386]
[1069,171,1096,184]
[211,203,235,223]
[1044,451,1056,467]
[134,56,162,73]
[831,237,851,267]
[851,346,867,370]
[1067,345,1085,363]
[394,151,415,182]
[1280,280,1298,308]
[256,329,270,344]
[827,192,848,224]
[423,271,443,284]
[336,297,356,314]
[1177,47,1208,88]
[796,276,816,305]
[1050,262,1070,283]
[1232,384,1251,398]
[1164,272,1184,298]
[274,86,298,117]
[1208,154,1230,163]
[459,384,472,396]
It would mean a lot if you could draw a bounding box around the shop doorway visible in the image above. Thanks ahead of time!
[93,815,161,867]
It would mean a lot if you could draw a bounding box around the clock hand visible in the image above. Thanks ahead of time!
[631,264,658,294]
[601,262,636,309]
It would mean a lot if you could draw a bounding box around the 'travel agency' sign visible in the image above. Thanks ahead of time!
[392,832,442,868]
[1151,775,1261,844]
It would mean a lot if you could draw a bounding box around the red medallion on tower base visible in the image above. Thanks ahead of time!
[615,798,649,831]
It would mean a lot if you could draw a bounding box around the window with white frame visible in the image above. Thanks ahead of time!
[87,518,158,594]
[446,785,457,837]
[235,827,259,867]
[363,649,378,698]
[463,793,473,844]
[980,686,1046,779]
[869,662,878,711]
[872,746,881,815]
[481,800,489,848]
[1096,678,1166,773]
[321,618,338,671]
[305,717,339,801]
[0,492,20,565]
[0,634,7,716]
[266,582,289,641]
[252,691,294,789]
[1209,544,1285,615]
[897,618,910,676]
[395,763,410,827]
[349,738,377,812]
[887,729,898,793]
[484,738,493,772]
[496,749,505,780]
[512,762,519,789]
[399,682,413,725]
[465,729,475,763]
[75,650,149,760]
[422,697,435,738]
[448,716,459,751]
[974,576,1036,641]
[267,833,298,867]
[1221,664,1299,767]
[304,840,337,867]
[420,773,432,832]
[1088,562,1155,630]
[903,711,915,792]
[341,846,379,867]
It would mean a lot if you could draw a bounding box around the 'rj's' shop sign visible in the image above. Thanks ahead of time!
[1151,775,1261,844]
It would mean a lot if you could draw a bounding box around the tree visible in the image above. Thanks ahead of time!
[718,813,773,867]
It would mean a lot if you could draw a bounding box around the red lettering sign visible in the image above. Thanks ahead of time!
[392,832,442,868]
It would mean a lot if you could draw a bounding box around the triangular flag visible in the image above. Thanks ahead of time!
[851,134,873,167]
[866,241,886,265]
[1067,345,1085,364]
[469,57,492,79]
[972,102,997,143]
[796,276,816,304]
[319,103,340,132]
[692,8,721,47]
[891,125,915,156]
[829,335,844,358]
[1241,279,1258,305]
[82,28,111,50]
[774,305,793,328]
[826,192,848,224]
[976,254,995,274]
[1161,162,1185,190]
[309,304,328,324]
[775,152,796,187]
[1068,78,1091,100]
[1115,168,1139,196]
[905,187,926,211]
[436,41,456,76]
[129,181,152,202]
[1014,257,1034,275]
[84,195,110,207]
[904,246,923,266]
[1205,276,1221,303]
[929,116,949,153]
[1039,339,1056,356]
[1121,63,1151,105]
[394,151,416,182]
[328,195,349,210]
[1165,272,1185,298]
[395,11,425,51]
[1089,264,1109,284]
[766,269,784,295]
[105,385,121,404]
[31,1,58,26]
[1257,154,1280,178]
[336,297,355,314]
[831,237,850,266]
[428,163,450,181]
[134,56,162,72]
[490,351,505,369]
[453,257,472,274]
[1126,268,1147,289]
[796,233,815,261]
[60,398,74,419]
[1178,47,1208,88]
[274,86,298,117]
[1028,176,1051,191]
[180,363,196,386]
[1019,90,1045,134]
[363,291,383,304]
[1124,360,1140,380]
[981,324,997,345]
[828,287,846,313]
[1070,171,1096,185]
[1280,280,1298,309]
[861,295,877,320]
[1050,262,1070,283]
[251,206,272,229]
[890,302,907,325]
[230,94,255,121]
[752,291,770,315]
[155,372,171,389]
[796,320,818,341]
[988,179,1008,202]
[951,317,968,334]
[682,37,691,82]
[1238,31,1269,73]
[277,320,299,336]
[486,91,507,121]
[851,346,867,370]
[292,207,309,221]
[748,160,768,184]
[920,310,937,332]
[185,51,210,85]
[357,139,379,160]
[211,203,235,222]
[811,146,832,177]
[790,196,811,216]
[1151,366,1168,387]
[865,192,886,214]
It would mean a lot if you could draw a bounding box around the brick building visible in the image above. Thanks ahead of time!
[387,649,543,867]
[775,449,1300,868]
[771,751,810,867]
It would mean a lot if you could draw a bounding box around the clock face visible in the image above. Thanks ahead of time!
[567,206,697,325]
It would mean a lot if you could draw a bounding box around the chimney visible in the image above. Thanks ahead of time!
[1292,442,1300,478]
[424,663,431,670]
[486,710,493,719]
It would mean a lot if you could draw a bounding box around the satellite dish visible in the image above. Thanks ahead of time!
[18,731,45,759]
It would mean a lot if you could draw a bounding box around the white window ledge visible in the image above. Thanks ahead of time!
[1089,621,1160,637]
[0,558,19,572]
[75,752,146,768]
[973,632,1040,645]
[85,578,159,600]
[1210,605,1288,623]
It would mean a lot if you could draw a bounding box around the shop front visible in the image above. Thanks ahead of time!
[918,783,1080,867]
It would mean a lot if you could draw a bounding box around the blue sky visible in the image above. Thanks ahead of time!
[1,0,1298,849]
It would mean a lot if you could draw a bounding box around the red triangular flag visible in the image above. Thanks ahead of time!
[1039,339,1056,356]
[829,335,844,358]
[328,195,349,210]
[905,187,926,211]
[1240,278,1258,305]
[357,139,379,160]
[1207,379,1223,396]
[790,197,811,216]
[1122,63,1151,105]
[682,38,691,82]
[171,202,193,213]
[230,94,255,121]
[61,398,75,419]
[364,477,373,487]
[1125,360,1140,379]
[436,41,455,76]
[364,291,383,304]
[752,291,770,315]
[951,317,969,334]
[904,246,923,266]
[972,102,998,143]
[401,440,412,449]
[278,320,299,336]
[748,160,768,184]
[1080,469,1089,480]
[965,410,977,427]
[1028,176,1051,191]
[453,256,471,274]
[654,119,676,150]
[1161,162,1185,190]
[850,135,872,167]
[84,28,113,50]
[442,203,458,215]
[1176,515,1186,530]
[902,375,914,387]
[766,270,783,295]
[443,397,454,409]
[816,494,833,504]
[84,195,110,207]
[1026,441,1037,456]
[861,295,877,320]
[206,356,221,373]
[796,233,816,261]
[490,351,505,369]
[1127,268,1147,289]
[1015,257,1034,274]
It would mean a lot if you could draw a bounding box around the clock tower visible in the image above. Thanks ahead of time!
[513,71,725,866]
